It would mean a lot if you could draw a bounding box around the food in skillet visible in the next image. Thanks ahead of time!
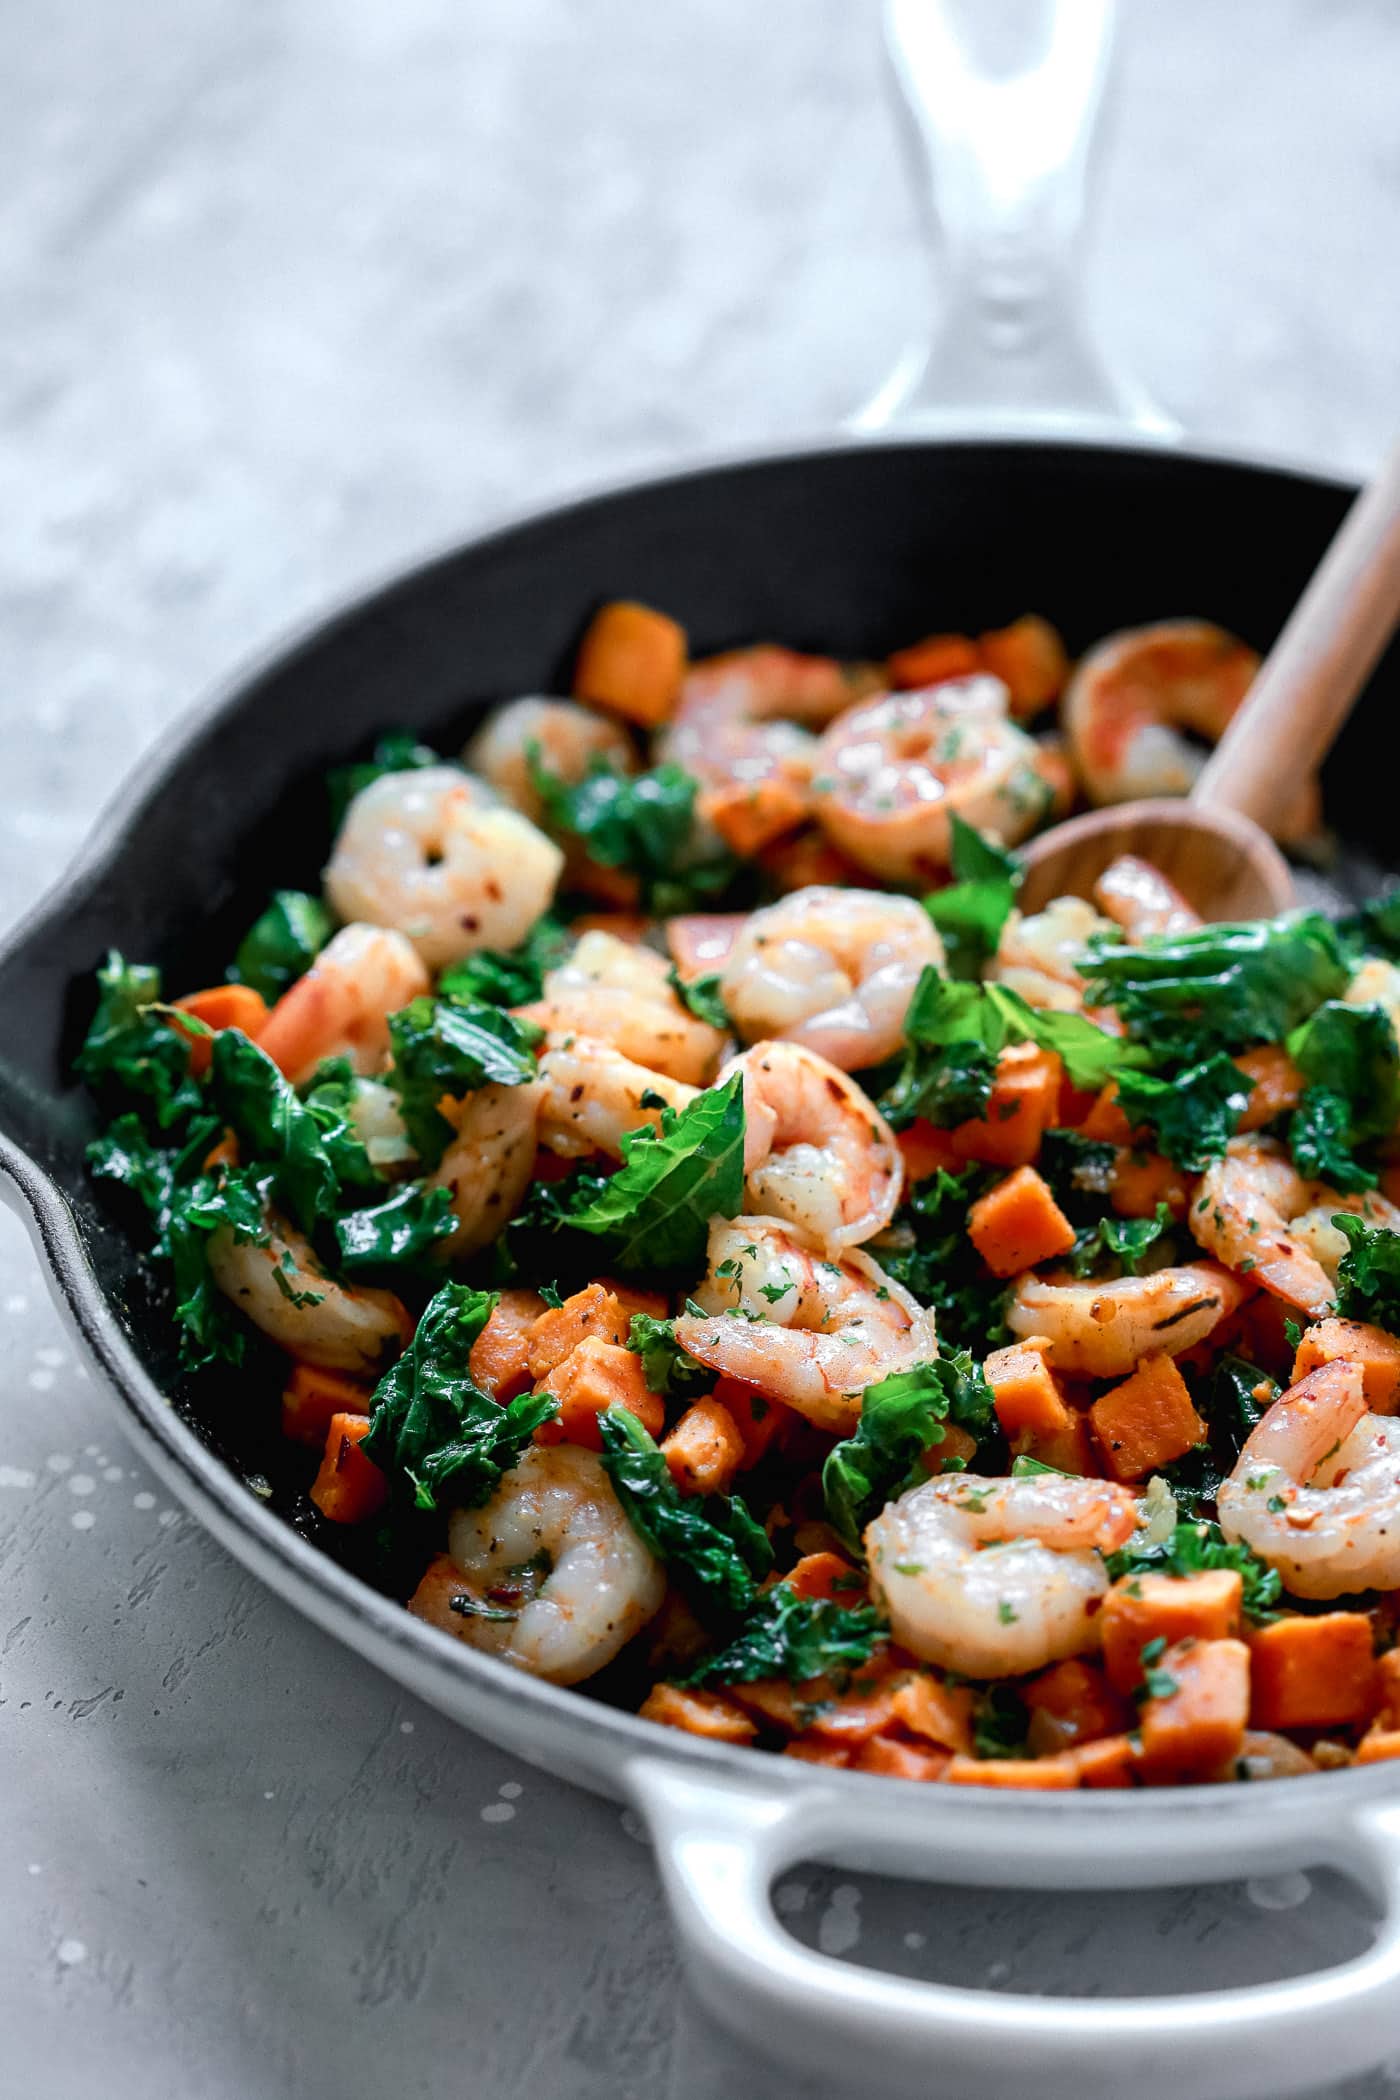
[77,598,1400,1787]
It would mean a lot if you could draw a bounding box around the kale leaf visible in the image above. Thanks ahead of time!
[1068,1201,1174,1279]
[922,814,1022,980]
[207,1028,340,1234]
[1114,1051,1254,1171]
[552,1071,746,1273]
[76,953,204,1130]
[437,914,572,1009]
[669,968,730,1030]
[1290,1087,1377,1193]
[597,1406,772,1612]
[626,1311,713,1402]
[530,752,739,914]
[1106,1517,1282,1625]
[823,1352,993,1554]
[875,1164,1008,1358]
[362,1282,557,1511]
[1337,891,1400,964]
[1083,912,1348,1059]
[231,890,333,1003]
[1284,998,1400,1191]
[386,996,540,1168]
[684,1583,885,1688]
[1333,1214,1400,1328]
[334,1181,457,1275]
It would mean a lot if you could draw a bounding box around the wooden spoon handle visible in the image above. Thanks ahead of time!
[1193,440,1400,828]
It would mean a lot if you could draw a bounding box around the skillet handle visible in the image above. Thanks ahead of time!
[631,1760,1400,2100]
[853,0,1177,439]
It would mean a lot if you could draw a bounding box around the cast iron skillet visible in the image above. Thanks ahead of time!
[4,436,1400,2100]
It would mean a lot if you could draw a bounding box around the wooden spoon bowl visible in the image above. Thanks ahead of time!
[1019,799,1295,921]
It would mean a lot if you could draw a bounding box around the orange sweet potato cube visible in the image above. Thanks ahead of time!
[535,1337,664,1451]
[889,1674,976,1755]
[967,1165,1076,1278]
[950,1044,1063,1168]
[572,599,687,727]
[1089,1352,1206,1482]
[977,614,1069,717]
[468,1288,547,1402]
[309,1413,386,1525]
[526,1283,628,1383]
[1100,1570,1244,1695]
[639,1684,757,1743]
[661,1397,745,1496]
[1292,1317,1400,1414]
[281,1363,373,1447]
[985,1336,1072,1441]
[1022,1658,1131,1749]
[1248,1613,1378,1731]
[1136,1637,1250,1782]
[700,778,808,856]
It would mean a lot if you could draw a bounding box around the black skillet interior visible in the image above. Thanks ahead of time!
[0,437,1393,1601]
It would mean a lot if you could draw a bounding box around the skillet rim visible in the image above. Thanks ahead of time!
[4,424,1395,1820]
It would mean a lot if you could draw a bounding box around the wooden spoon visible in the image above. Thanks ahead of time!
[1019,442,1400,919]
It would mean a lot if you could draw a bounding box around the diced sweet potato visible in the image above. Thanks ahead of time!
[170,982,270,1076]
[700,778,808,856]
[985,1335,1071,1441]
[1090,1352,1206,1482]
[943,1753,1079,1789]
[1248,1613,1378,1731]
[639,1683,758,1743]
[889,1674,975,1755]
[977,615,1069,717]
[896,1119,961,1184]
[281,1363,374,1447]
[805,1680,903,1746]
[1354,1725,1400,1765]
[949,1044,1064,1168]
[1022,1408,1099,1477]
[925,1421,983,1473]
[662,1397,746,1495]
[309,1413,386,1524]
[599,1277,670,1325]
[468,1288,547,1402]
[1100,1570,1244,1695]
[1376,1647,1400,1728]
[784,1738,853,1768]
[1070,1734,1141,1788]
[785,1551,867,1604]
[1233,1044,1305,1132]
[1136,1637,1250,1781]
[712,1377,787,1468]
[968,1165,1076,1278]
[1076,1084,1136,1146]
[886,631,981,690]
[1292,1317,1400,1414]
[572,599,687,727]
[535,1336,664,1451]
[526,1283,628,1382]
[851,1733,952,1781]
[1022,1658,1131,1751]
[1111,1149,1191,1221]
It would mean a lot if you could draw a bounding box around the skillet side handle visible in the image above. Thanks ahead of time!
[630,1762,1400,2100]
[854,0,1177,439]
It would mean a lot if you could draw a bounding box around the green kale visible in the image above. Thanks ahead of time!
[1289,1087,1377,1193]
[1068,1201,1173,1279]
[669,968,730,1030]
[1337,891,1400,964]
[76,953,204,1130]
[1107,1518,1282,1625]
[1114,1052,1254,1171]
[529,752,740,914]
[550,1071,746,1273]
[207,1028,340,1234]
[597,1406,772,1613]
[437,915,572,1009]
[922,814,1022,979]
[362,1282,557,1511]
[386,996,540,1168]
[231,891,333,1003]
[334,1181,458,1275]
[1284,999,1400,1191]
[1083,912,1349,1059]
[626,1311,713,1402]
[684,1583,885,1688]
[972,1683,1032,1760]
[876,1164,1008,1359]
[822,1352,993,1554]
[1037,1127,1117,1214]
[1332,1214,1400,1327]
[298,1060,384,1190]
[328,730,443,829]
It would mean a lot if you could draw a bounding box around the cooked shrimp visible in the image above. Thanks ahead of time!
[257,923,430,1087]
[727,1040,902,1250]
[462,696,635,825]
[518,928,723,1086]
[1218,1358,1400,1598]
[535,1035,697,1159]
[1191,1137,1400,1318]
[1006,1263,1238,1378]
[866,1472,1138,1677]
[324,766,564,969]
[1092,854,1201,943]
[658,646,882,796]
[207,1210,409,1372]
[430,1079,542,1257]
[988,896,1115,1013]
[812,677,1050,883]
[410,1445,665,1684]
[717,887,944,1071]
[1063,620,1319,845]
[673,1217,936,1433]
[1346,958,1400,1040]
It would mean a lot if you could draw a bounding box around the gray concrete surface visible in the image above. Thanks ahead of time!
[3,1,1400,2094]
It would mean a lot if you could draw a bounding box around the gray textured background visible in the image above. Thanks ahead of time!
[4,2,1400,2095]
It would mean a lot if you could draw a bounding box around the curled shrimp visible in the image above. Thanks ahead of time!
[1062,620,1319,845]
[257,923,430,1087]
[430,1079,542,1258]
[727,1039,901,1251]
[535,1035,696,1159]
[1217,1358,1400,1598]
[1092,854,1201,943]
[518,928,724,1086]
[867,1472,1138,1677]
[324,766,563,969]
[716,886,944,1071]
[461,696,636,826]
[1006,1263,1240,1379]
[988,896,1115,1014]
[1190,1137,1400,1318]
[409,1445,665,1684]
[207,1210,410,1372]
[673,1216,936,1434]
[658,646,882,796]
[811,677,1049,883]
